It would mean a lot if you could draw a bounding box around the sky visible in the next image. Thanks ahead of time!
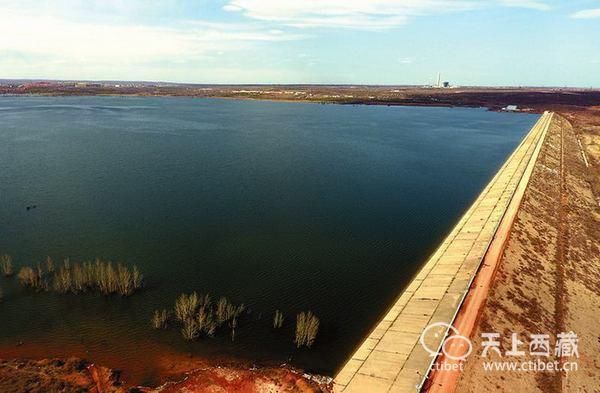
[1,0,599,86]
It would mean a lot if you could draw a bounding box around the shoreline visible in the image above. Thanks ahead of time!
[0,357,333,393]
[2,85,599,114]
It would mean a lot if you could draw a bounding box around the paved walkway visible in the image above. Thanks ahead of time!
[334,112,554,393]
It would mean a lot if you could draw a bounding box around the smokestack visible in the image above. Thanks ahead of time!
[437,72,441,88]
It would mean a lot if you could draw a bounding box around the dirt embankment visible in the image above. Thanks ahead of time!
[455,108,600,392]
[0,358,332,393]
[0,358,125,393]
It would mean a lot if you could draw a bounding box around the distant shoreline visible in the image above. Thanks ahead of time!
[2,84,600,113]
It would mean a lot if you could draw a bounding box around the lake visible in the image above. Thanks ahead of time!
[0,96,538,385]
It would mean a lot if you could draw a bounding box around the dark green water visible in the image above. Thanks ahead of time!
[0,96,538,384]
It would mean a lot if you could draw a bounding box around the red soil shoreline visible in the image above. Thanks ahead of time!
[0,357,333,393]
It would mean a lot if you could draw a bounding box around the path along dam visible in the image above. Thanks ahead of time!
[334,111,554,393]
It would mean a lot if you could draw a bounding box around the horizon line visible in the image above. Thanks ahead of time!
[1,78,599,90]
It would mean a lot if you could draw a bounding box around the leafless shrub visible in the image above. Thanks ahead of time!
[22,257,146,296]
[295,311,320,348]
[132,265,143,289]
[53,260,73,293]
[175,292,199,322]
[196,306,217,337]
[152,309,169,329]
[116,263,133,296]
[18,267,41,288]
[0,254,13,277]
[181,318,199,341]
[46,257,55,273]
[273,310,285,329]
[215,297,245,327]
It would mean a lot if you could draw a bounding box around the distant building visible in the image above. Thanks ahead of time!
[502,105,519,111]
[432,73,451,88]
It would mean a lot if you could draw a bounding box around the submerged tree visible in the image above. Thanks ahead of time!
[0,254,13,277]
[273,310,285,329]
[53,260,73,293]
[116,263,133,296]
[132,265,143,290]
[181,318,200,341]
[215,297,244,326]
[174,292,199,322]
[168,292,246,341]
[18,267,42,289]
[295,311,320,348]
[45,257,55,273]
[152,309,169,329]
[15,257,144,296]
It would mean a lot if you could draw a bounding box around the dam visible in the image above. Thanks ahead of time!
[335,111,554,392]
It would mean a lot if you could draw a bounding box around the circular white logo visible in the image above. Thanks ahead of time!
[420,322,472,361]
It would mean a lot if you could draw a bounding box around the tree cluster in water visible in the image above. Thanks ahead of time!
[1,254,14,277]
[15,256,143,296]
[152,293,319,348]
[1,253,320,349]
[153,292,246,342]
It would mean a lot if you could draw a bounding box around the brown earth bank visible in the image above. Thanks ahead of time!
[0,358,333,393]
[455,108,600,392]
[1,82,599,112]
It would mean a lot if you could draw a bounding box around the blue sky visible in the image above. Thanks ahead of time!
[1,0,599,86]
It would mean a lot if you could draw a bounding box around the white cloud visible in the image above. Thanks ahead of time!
[223,4,243,12]
[498,0,551,11]
[0,6,303,68]
[570,8,600,19]
[223,0,551,30]
[223,0,471,30]
[398,57,414,64]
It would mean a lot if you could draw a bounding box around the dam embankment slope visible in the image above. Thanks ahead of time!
[335,112,554,393]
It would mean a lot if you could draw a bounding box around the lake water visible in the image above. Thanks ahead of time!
[0,96,538,385]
